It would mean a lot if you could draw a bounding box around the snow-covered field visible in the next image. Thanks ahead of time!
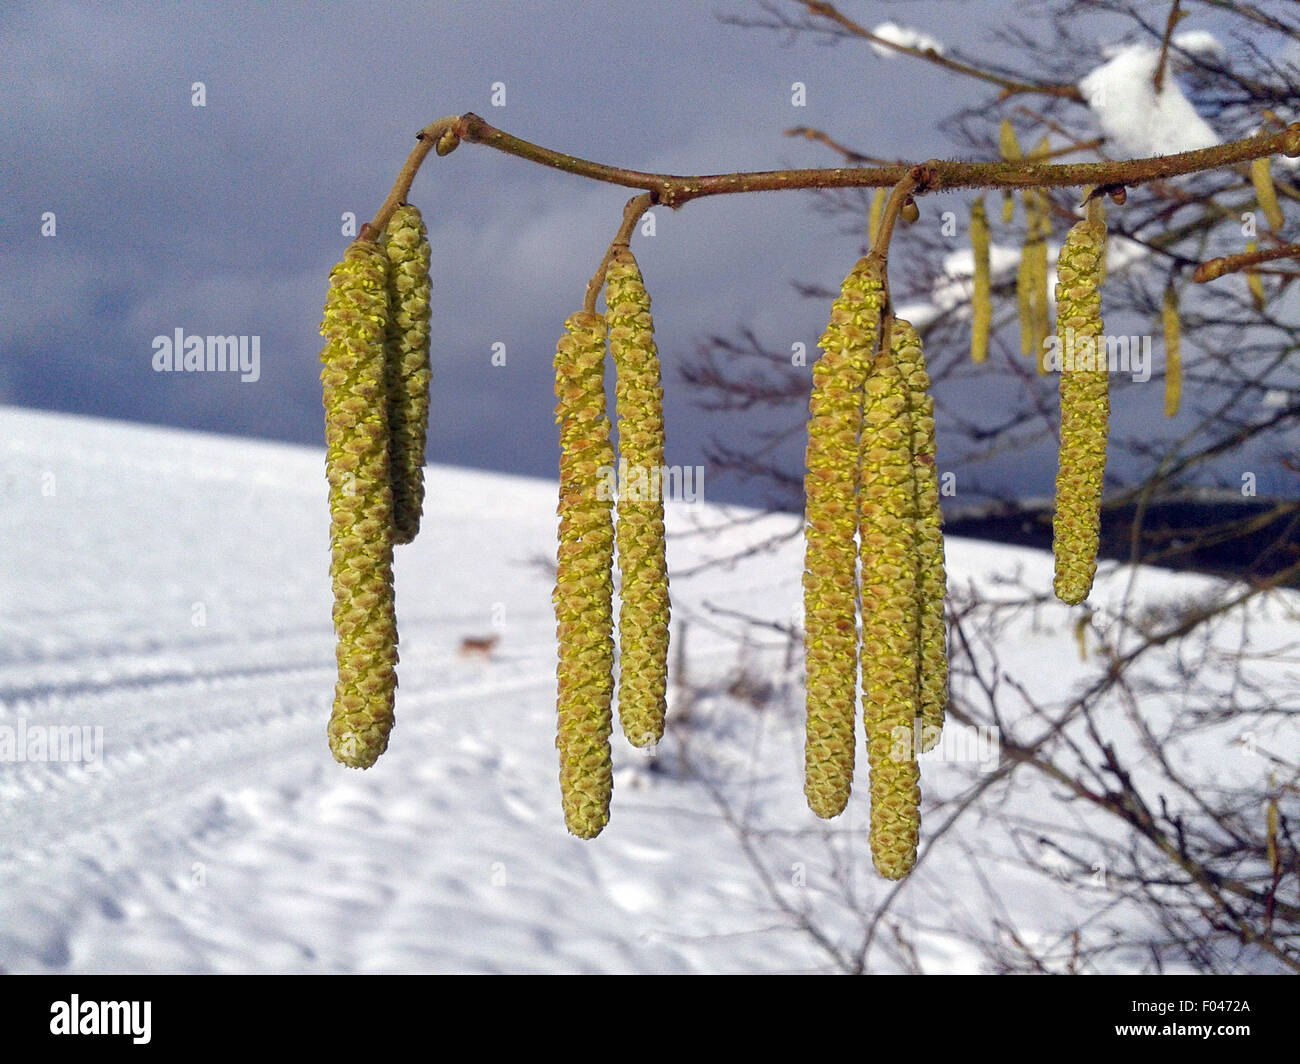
[0,408,1293,973]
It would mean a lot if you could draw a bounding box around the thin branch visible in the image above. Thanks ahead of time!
[795,0,1085,102]
[1194,242,1300,282]
[364,116,461,239]
[583,192,655,314]
[1152,0,1185,96]
[784,126,905,167]
[452,112,1300,209]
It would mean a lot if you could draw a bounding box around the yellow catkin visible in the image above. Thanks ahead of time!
[605,247,670,748]
[1017,242,1035,357]
[319,240,400,768]
[859,321,922,880]
[803,256,884,820]
[892,319,947,753]
[1030,193,1052,373]
[999,120,1021,224]
[868,188,888,245]
[970,198,991,364]
[1052,218,1109,606]
[1162,286,1181,418]
[382,204,433,546]
[1252,157,1285,231]
[1017,175,1051,366]
[1246,243,1267,309]
[1028,140,1053,373]
[553,311,616,839]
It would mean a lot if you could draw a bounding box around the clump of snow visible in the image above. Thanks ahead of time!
[1172,30,1226,62]
[894,243,1022,330]
[1079,45,1219,156]
[897,225,1151,334]
[870,21,945,58]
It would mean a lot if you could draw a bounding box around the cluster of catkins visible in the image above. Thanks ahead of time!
[551,246,670,839]
[318,205,432,769]
[316,213,673,840]
[316,133,1291,880]
[801,256,947,880]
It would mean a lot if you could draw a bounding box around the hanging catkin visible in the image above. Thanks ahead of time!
[803,256,884,820]
[892,319,947,752]
[1052,218,1108,606]
[605,247,670,748]
[1252,157,1285,231]
[1032,194,1052,373]
[859,319,922,881]
[1162,286,1181,418]
[970,198,991,364]
[1016,176,1050,365]
[382,205,433,545]
[1027,140,1053,373]
[1246,243,1267,309]
[552,311,616,839]
[999,120,1020,224]
[1016,236,1036,358]
[319,239,400,768]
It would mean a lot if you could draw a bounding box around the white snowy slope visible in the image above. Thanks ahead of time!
[0,408,1294,974]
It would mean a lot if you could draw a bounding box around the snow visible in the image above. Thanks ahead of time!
[1172,30,1226,62]
[870,22,945,59]
[900,232,1146,332]
[1080,44,1220,156]
[0,407,1293,973]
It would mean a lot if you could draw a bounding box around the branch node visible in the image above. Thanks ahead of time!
[1283,123,1300,158]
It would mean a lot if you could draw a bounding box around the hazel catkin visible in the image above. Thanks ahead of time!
[1252,157,1285,232]
[859,320,923,881]
[803,256,884,820]
[605,247,670,749]
[552,311,616,839]
[1016,189,1050,365]
[319,239,400,768]
[1162,286,1181,419]
[1024,140,1053,373]
[970,197,991,364]
[1052,218,1109,606]
[999,119,1021,224]
[1246,243,1267,310]
[382,204,433,546]
[892,319,947,753]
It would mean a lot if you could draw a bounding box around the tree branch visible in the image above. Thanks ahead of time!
[795,0,1086,102]
[450,112,1300,209]
[1194,241,1300,282]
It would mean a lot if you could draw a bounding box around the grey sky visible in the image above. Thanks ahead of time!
[1,0,1257,508]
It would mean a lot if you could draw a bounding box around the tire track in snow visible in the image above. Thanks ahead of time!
[0,643,562,861]
[0,609,756,867]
